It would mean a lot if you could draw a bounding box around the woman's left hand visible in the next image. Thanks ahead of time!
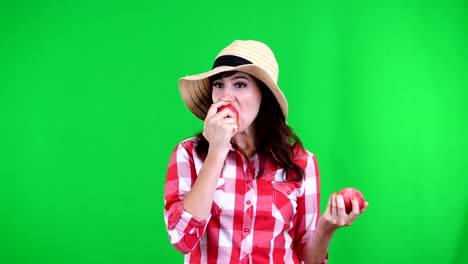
[318,193,369,232]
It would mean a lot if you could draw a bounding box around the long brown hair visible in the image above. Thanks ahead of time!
[194,71,305,182]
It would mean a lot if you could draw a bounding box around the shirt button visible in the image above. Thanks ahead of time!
[244,228,250,232]
[246,180,251,184]
[287,191,291,195]
[246,200,251,205]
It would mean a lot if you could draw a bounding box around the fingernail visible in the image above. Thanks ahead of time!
[332,192,337,196]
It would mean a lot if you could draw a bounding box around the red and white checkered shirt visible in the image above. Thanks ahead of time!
[164,137,327,264]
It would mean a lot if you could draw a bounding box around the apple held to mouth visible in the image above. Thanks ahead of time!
[338,187,365,214]
[217,104,239,124]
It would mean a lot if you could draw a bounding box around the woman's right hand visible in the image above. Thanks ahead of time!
[203,101,238,156]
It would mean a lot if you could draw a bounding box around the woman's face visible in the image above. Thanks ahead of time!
[211,71,262,133]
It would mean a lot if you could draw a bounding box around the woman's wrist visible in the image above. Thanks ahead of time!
[316,217,337,238]
[207,146,230,161]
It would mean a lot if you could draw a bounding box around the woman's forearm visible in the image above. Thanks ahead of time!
[302,218,336,264]
[182,149,227,221]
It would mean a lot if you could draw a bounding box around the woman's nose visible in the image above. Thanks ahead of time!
[220,87,234,101]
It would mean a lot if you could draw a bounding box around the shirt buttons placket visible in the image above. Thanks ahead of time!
[242,158,255,241]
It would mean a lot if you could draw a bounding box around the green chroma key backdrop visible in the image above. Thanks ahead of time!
[1,0,467,263]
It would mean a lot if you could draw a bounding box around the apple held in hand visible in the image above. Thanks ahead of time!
[217,104,239,124]
[338,187,365,214]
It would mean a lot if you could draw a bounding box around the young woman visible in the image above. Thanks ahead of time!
[164,40,368,264]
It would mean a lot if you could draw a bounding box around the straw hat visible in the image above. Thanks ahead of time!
[179,40,288,120]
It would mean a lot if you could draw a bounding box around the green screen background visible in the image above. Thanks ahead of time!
[1,0,467,263]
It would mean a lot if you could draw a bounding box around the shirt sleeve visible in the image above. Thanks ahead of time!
[163,140,211,254]
[293,150,328,263]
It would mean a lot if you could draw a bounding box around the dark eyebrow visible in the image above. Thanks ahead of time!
[231,76,250,81]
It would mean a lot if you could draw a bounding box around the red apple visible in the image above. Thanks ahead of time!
[338,187,365,214]
[217,104,239,124]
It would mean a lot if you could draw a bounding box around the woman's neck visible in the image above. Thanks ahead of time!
[231,127,257,160]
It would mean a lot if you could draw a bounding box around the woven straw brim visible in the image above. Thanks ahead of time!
[179,64,288,120]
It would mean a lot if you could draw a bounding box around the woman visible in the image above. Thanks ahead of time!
[164,40,368,264]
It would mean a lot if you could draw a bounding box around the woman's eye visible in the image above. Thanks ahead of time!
[212,82,223,88]
[234,82,247,88]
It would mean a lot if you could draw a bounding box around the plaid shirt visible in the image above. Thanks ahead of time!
[164,137,327,264]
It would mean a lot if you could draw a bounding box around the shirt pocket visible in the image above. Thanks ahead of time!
[211,177,225,216]
[272,181,298,224]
